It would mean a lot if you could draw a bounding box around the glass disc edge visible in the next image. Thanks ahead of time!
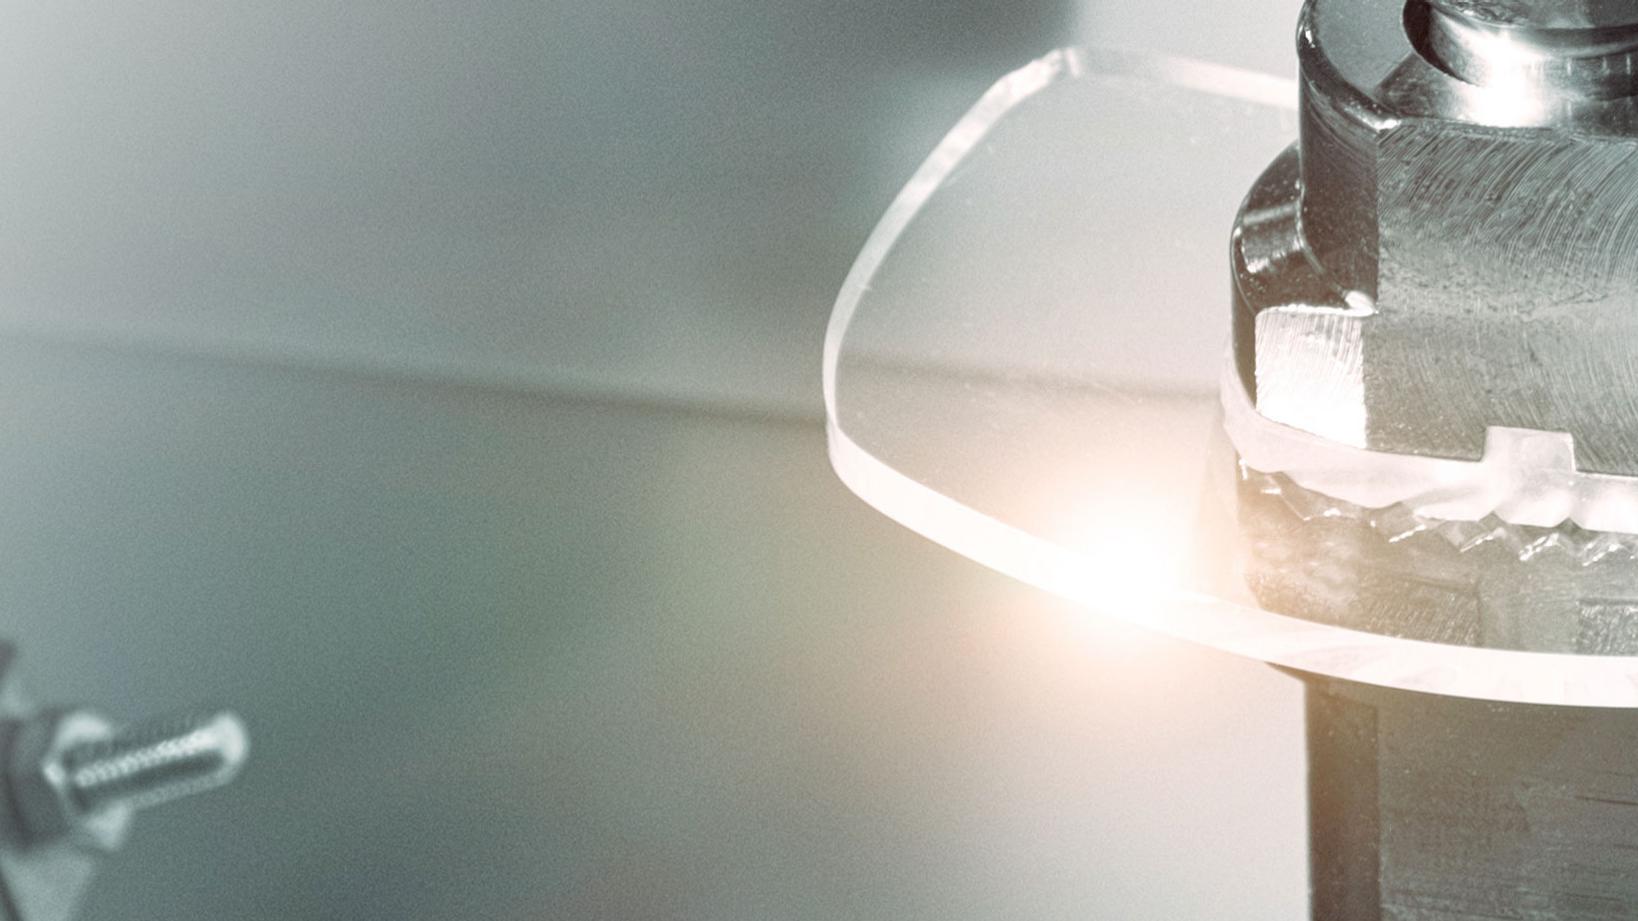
[823,46,1638,708]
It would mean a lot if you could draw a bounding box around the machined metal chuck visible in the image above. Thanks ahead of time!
[1230,2,1638,918]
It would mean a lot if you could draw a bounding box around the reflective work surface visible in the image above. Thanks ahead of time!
[825,47,1638,707]
[0,338,1304,920]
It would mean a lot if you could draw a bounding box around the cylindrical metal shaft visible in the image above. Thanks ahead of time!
[1420,0,1638,98]
[1303,675,1638,919]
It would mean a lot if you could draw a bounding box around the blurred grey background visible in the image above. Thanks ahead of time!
[0,1,1308,918]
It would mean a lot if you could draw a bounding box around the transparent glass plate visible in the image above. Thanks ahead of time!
[824,46,1638,707]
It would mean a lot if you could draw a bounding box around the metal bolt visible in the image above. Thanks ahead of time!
[10,709,249,851]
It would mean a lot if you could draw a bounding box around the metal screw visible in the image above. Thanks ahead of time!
[63,710,248,816]
[10,708,249,851]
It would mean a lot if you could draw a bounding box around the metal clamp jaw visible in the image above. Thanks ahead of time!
[1230,0,1638,655]
[1237,0,1638,472]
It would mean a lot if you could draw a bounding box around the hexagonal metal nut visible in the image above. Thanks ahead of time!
[9,710,129,852]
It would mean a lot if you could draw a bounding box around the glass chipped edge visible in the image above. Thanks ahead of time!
[822,46,1638,708]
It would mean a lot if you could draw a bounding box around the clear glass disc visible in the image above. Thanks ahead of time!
[824,46,1638,707]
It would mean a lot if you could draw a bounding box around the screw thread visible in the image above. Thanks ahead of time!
[63,711,248,814]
